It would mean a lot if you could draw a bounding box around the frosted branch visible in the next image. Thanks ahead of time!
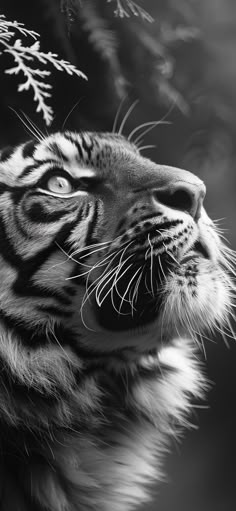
[0,15,87,125]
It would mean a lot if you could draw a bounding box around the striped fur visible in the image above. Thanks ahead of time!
[0,131,234,510]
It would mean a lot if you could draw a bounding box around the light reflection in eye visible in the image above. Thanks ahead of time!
[47,176,73,194]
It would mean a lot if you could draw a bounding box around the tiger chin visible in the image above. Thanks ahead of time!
[0,131,234,510]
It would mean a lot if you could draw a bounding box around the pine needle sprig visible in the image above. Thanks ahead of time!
[0,14,38,40]
[0,14,87,125]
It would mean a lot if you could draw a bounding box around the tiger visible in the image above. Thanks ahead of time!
[0,130,233,511]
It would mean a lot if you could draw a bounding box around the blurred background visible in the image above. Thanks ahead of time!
[0,0,236,509]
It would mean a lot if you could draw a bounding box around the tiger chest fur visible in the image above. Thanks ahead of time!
[0,131,233,510]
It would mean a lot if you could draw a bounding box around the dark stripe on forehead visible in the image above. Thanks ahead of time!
[64,133,83,160]
[81,135,93,159]
[21,140,37,159]
[0,146,14,162]
[48,142,69,162]
[18,162,41,179]
[19,158,59,179]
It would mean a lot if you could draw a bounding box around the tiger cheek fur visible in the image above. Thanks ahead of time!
[0,131,234,510]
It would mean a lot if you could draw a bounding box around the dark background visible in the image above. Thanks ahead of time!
[0,1,236,509]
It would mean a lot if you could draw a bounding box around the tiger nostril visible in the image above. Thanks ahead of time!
[153,182,205,221]
[168,189,193,212]
[153,188,194,212]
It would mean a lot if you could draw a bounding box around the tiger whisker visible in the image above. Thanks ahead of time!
[95,266,122,307]
[112,245,136,303]
[72,244,111,261]
[225,316,236,342]
[217,231,234,245]
[162,243,180,267]
[220,256,236,277]
[148,234,155,298]
[71,236,133,263]
[112,94,129,134]
[88,243,135,315]
[79,263,123,328]
[55,243,94,275]
[118,266,143,315]
[129,120,170,144]
[135,138,144,147]
[158,255,166,283]
[130,267,144,308]
[106,261,138,316]
[80,243,134,316]
[65,241,132,279]
[111,264,137,316]
[144,272,152,295]
[137,101,176,138]
[211,321,235,347]
[71,242,112,260]
[184,313,207,359]
[61,98,84,131]
[83,268,115,308]
[48,327,74,364]
[98,262,133,314]
[138,145,157,152]
[56,239,114,263]
[21,111,47,140]
[132,102,176,145]
[118,99,139,136]
[94,253,133,302]
[80,249,126,294]
[9,107,43,142]
[221,248,236,265]
[71,239,113,254]
[113,260,137,312]
[178,307,204,356]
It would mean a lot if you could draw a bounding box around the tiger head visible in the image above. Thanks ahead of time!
[0,131,233,361]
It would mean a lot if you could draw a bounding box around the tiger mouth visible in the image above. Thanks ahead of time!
[93,254,170,331]
[93,240,210,332]
[94,277,161,331]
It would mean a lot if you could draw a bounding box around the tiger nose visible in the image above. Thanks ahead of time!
[152,179,206,221]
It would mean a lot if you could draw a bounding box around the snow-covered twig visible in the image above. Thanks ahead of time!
[0,14,87,125]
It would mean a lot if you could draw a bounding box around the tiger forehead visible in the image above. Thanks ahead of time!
[0,132,141,186]
[39,131,140,175]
